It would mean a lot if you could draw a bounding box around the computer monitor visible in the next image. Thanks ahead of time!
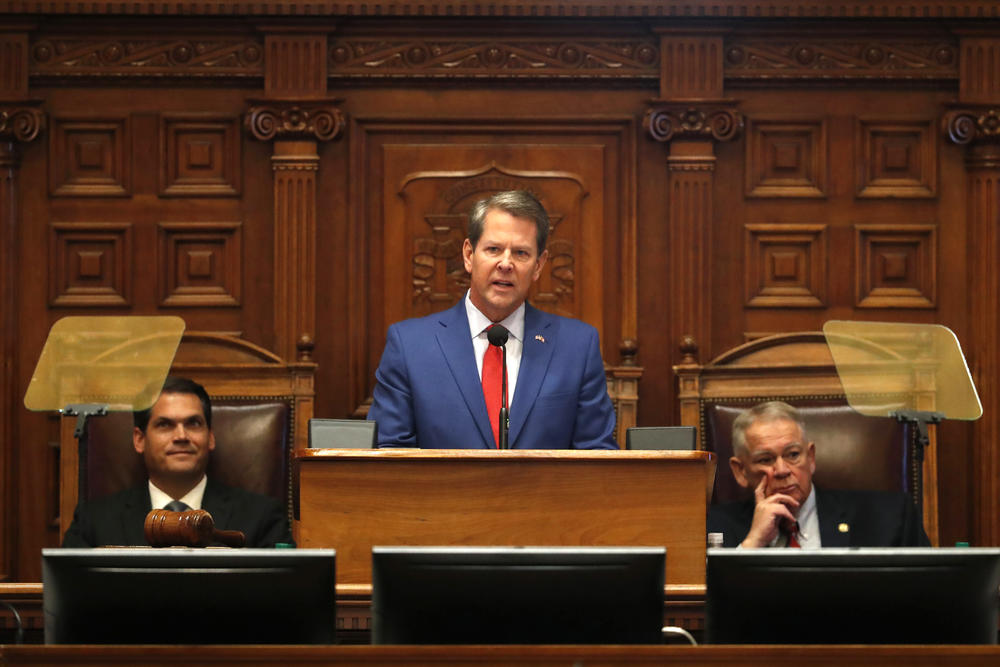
[626,426,696,450]
[43,548,336,644]
[309,417,377,448]
[372,546,665,645]
[706,548,1000,644]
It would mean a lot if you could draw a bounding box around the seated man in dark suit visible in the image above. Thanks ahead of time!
[62,376,291,548]
[707,400,929,548]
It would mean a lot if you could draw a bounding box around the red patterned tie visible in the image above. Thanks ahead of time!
[481,325,505,448]
[787,522,802,548]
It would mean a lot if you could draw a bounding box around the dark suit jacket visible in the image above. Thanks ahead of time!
[368,299,618,449]
[707,487,930,548]
[61,478,292,548]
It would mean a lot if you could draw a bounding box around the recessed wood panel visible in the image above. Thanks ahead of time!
[48,115,131,197]
[744,223,827,308]
[48,222,132,307]
[855,118,937,198]
[158,221,242,307]
[855,223,936,308]
[745,118,827,198]
[159,114,241,197]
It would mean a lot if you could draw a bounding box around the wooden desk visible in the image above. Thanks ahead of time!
[294,449,716,592]
[3,644,1000,666]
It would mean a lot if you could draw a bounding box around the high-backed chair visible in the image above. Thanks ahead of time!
[59,333,316,540]
[674,332,938,545]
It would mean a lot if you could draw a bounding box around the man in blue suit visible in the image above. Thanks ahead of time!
[368,190,618,450]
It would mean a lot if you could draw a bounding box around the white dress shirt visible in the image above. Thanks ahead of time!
[465,291,525,407]
[148,475,208,511]
[767,485,821,548]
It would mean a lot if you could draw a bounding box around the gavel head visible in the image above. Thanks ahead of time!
[144,508,216,547]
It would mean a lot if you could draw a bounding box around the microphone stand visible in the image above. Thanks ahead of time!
[499,343,509,450]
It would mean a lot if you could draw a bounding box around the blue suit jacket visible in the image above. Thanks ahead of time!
[368,300,618,449]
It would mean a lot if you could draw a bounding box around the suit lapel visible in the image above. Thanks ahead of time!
[121,485,152,546]
[816,488,851,547]
[436,301,493,448]
[508,304,556,446]
[202,478,234,529]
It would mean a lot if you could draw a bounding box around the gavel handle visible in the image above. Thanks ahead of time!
[213,529,246,548]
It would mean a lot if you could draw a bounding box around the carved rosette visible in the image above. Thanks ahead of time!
[944,107,1000,146]
[244,103,344,142]
[643,103,743,143]
[0,106,46,143]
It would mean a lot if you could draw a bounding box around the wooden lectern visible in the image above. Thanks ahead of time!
[294,449,715,595]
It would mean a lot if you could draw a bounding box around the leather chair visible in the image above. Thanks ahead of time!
[675,332,938,544]
[59,333,315,539]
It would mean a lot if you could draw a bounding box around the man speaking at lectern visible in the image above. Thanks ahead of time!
[62,377,291,548]
[368,190,618,450]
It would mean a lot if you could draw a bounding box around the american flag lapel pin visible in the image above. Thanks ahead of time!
[534,334,546,343]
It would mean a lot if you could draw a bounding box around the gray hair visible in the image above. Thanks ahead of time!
[467,190,550,254]
[731,400,807,458]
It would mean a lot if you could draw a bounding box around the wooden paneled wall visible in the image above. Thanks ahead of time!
[2,1,1000,581]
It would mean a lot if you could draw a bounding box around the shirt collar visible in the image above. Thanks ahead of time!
[148,474,208,511]
[795,484,818,540]
[464,290,525,342]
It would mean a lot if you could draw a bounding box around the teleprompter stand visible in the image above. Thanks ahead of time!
[23,316,185,505]
[823,321,982,530]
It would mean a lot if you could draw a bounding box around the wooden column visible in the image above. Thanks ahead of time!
[246,28,343,361]
[644,30,742,374]
[0,26,44,581]
[944,34,1000,546]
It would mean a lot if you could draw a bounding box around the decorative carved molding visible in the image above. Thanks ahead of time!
[644,103,743,144]
[744,223,827,308]
[0,33,29,97]
[48,115,131,197]
[944,106,1000,146]
[725,38,958,80]
[329,38,658,79]
[854,223,936,309]
[960,38,1000,104]
[158,221,242,307]
[265,34,327,98]
[0,105,44,143]
[244,102,344,142]
[657,34,723,98]
[855,117,936,199]
[4,1,1000,18]
[160,114,241,197]
[48,222,132,307]
[31,37,264,78]
[745,117,827,198]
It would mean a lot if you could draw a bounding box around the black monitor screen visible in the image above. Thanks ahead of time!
[706,548,1000,644]
[42,548,336,644]
[372,546,665,645]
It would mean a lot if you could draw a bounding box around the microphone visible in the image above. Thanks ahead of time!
[487,325,510,449]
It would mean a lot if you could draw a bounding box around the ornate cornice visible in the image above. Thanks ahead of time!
[328,38,658,80]
[644,102,743,144]
[31,36,264,80]
[725,37,958,81]
[944,106,1000,146]
[0,105,45,143]
[2,1,1000,18]
[244,101,344,142]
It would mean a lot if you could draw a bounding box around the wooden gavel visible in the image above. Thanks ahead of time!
[144,508,246,548]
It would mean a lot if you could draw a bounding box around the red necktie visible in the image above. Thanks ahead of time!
[481,326,506,448]
[787,522,802,548]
